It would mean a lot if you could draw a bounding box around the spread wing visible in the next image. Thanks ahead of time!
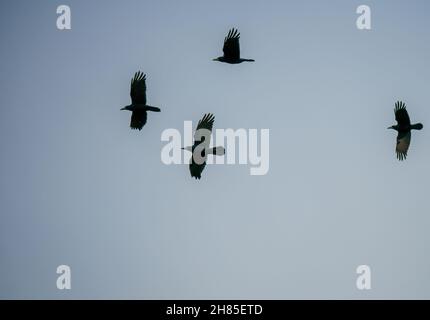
[189,160,206,180]
[395,101,410,127]
[130,110,147,130]
[194,113,214,145]
[130,71,147,105]
[223,28,240,60]
[396,131,411,161]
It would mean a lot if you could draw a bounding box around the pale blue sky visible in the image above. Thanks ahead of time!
[1,0,430,299]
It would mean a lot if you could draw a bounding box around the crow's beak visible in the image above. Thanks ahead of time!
[120,107,127,110]
[212,58,218,61]
[387,126,392,129]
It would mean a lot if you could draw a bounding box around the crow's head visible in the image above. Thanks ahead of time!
[121,105,133,111]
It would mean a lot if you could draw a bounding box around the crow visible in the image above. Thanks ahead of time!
[388,101,423,160]
[182,114,225,179]
[213,28,255,64]
[121,71,160,130]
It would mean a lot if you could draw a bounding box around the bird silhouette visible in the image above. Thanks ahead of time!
[213,28,255,64]
[388,101,423,161]
[182,113,225,179]
[121,71,160,130]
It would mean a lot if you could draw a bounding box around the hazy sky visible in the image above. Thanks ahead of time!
[1,0,430,299]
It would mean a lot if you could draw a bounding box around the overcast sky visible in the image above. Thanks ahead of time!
[1,0,430,299]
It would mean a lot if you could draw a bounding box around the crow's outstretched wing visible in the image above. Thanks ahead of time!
[130,71,147,105]
[395,101,410,127]
[223,28,240,60]
[194,113,214,145]
[189,160,206,180]
[130,110,147,130]
[396,131,411,161]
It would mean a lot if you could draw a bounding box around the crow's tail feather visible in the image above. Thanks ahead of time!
[411,123,423,130]
[208,146,225,155]
[146,106,161,112]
